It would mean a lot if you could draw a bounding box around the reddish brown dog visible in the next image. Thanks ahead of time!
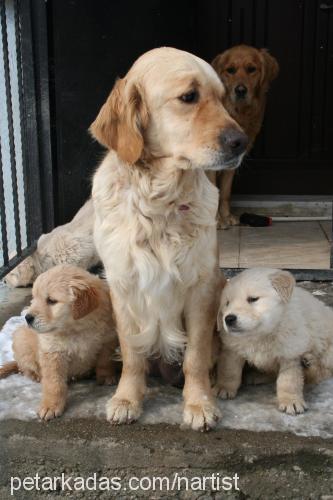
[212,45,279,228]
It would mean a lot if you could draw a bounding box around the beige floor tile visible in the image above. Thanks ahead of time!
[239,222,331,270]
[218,227,240,268]
[320,221,332,241]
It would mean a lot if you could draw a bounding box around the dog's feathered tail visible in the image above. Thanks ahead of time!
[0,361,18,379]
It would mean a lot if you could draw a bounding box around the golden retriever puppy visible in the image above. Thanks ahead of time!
[0,265,118,420]
[212,45,279,228]
[4,199,100,287]
[215,267,333,415]
[91,47,248,431]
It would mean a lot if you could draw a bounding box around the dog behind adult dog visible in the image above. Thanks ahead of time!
[212,45,279,228]
[215,267,333,415]
[91,47,248,430]
[0,265,118,420]
[4,199,99,287]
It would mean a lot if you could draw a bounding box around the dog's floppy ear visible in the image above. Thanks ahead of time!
[260,49,279,88]
[270,270,295,303]
[89,78,149,164]
[217,307,224,332]
[211,52,229,77]
[70,282,99,320]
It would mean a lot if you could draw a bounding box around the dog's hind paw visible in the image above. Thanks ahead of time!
[183,402,221,432]
[106,397,142,425]
[96,374,118,386]
[278,398,308,416]
[213,384,238,399]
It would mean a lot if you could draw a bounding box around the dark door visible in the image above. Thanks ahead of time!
[48,0,333,224]
[197,0,333,196]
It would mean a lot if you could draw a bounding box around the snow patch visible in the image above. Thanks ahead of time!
[1,314,333,438]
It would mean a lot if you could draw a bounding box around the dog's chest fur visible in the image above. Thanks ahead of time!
[93,155,218,286]
[92,154,219,359]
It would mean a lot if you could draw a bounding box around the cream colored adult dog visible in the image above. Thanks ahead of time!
[91,47,248,430]
[4,199,99,287]
[215,267,333,415]
[0,265,118,420]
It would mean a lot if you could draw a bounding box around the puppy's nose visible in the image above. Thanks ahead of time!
[235,84,247,98]
[25,313,35,325]
[220,128,248,157]
[225,314,237,327]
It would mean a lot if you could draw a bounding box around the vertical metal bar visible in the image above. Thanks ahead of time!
[29,0,54,233]
[0,0,22,255]
[0,138,9,265]
[18,0,43,245]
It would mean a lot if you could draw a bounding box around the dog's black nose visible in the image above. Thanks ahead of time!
[25,313,35,325]
[220,128,248,157]
[235,84,247,98]
[225,314,237,327]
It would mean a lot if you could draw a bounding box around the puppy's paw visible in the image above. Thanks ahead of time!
[183,402,221,432]
[106,397,142,425]
[96,373,118,386]
[38,401,65,421]
[278,398,308,416]
[218,213,239,230]
[213,384,238,399]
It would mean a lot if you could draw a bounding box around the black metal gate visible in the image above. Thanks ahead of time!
[0,0,53,279]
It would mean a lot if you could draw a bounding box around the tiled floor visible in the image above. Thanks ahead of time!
[219,221,332,270]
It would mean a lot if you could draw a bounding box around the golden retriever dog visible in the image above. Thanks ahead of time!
[4,199,100,287]
[215,268,333,415]
[212,45,279,228]
[90,47,248,431]
[0,265,118,420]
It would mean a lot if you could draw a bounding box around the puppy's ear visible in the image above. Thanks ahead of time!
[217,307,224,332]
[270,270,295,303]
[89,78,149,164]
[260,49,279,88]
[71,283,99,320]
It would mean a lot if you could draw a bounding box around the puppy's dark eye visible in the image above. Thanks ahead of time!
[226,67,236,74]
[46,297,58,305]
[179,90,199,104]
[247,297,259,304]
[226,300,230,307]
[247,66,256,73]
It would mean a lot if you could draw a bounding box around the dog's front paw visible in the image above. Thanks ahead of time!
[183,401,221,431]
[218,213,239,230]
[278,398,308,415]
[213,384,238,399]
[106,397,142,425]
[38,400,65,421]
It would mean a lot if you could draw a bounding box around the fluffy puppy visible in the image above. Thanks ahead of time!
[5,199,100,287]
[212,45,279,228]
[0,265,118,420]
[215,267,333,415]
[91,47,248,430]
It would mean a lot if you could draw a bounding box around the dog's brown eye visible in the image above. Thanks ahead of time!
[247,297,259,303]
[226,67,236,74]
[179,90,199,104]
[46,297,58,305]
[226,300,230,307]
[247,66,256,73]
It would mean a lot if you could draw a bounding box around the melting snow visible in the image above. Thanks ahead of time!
[1,314,333,438]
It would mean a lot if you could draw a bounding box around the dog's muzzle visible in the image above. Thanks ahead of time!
[219,128,248,167]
